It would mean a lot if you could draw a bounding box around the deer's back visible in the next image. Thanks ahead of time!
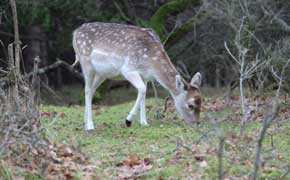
[73,22,177,80]
[73,22,162,58]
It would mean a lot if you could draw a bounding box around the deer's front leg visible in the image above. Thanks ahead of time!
[140,82,148,125]
[123,71,148,127]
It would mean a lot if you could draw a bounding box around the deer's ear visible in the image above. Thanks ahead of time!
[190,72,202,88]
[176,75,186,92]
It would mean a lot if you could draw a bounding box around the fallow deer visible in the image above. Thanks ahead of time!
[72,22,202,131]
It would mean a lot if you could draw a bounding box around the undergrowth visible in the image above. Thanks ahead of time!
[38,87,290,179]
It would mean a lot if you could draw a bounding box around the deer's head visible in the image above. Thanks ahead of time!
[173,72,202,125]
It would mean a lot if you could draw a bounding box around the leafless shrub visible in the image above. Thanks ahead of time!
[224,18,267,135]
[0,0,44,158]
[0,58,43,157]
[252,57,289,180]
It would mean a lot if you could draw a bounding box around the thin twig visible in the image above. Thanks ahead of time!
[252,58,289,180]
[224,42,240,65]
[207,114,225,180]
[151,80,160,120]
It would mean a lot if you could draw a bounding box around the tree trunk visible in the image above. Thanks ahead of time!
[23,25,48,83]
[9,0,20,102]
[9,0,20,75]
[215,65,221,88]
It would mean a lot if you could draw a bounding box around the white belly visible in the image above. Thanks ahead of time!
[90,50,124,78]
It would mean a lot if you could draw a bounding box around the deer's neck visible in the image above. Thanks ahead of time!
[153,56,181,97]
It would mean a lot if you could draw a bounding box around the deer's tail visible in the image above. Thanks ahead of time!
[71,30,80,67]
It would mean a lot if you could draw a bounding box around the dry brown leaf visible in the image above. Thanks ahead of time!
[122,154,141,167]
[118,163,153,179]
[194,154,205,161]
[64,171,74,180]
[117,155,153,179]
[62,146,74,157]
[59,112,67,118]
[49,150,62,163]
[45,162,59,175]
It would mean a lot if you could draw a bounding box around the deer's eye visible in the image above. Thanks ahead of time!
[187,104,194,109]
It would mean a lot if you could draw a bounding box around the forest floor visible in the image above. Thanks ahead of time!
[38,86,290,179]
[1,86,289,179]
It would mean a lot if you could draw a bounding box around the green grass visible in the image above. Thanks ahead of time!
[40,87,290,179]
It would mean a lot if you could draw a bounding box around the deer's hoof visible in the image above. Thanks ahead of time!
[140,121,149,126]
[125,119,132,127]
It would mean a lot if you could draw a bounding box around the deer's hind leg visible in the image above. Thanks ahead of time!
[140,81,148,125]
[81,61,104,131]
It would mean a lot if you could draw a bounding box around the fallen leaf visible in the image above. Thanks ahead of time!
[64,171,74,180]
[122,154,141,167]
[45,162,59,175]
[49,150,62,163]
[62,147,74,157]
[117,155,153,179]
[194,154,205,161]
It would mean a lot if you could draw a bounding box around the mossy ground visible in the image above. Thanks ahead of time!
[38,86,290,179]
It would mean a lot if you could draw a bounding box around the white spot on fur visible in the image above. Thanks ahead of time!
[156,51,162,55]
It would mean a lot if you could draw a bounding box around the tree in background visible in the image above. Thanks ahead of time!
[0,0,289,90]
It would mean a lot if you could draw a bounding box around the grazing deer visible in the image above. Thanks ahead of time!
[72,22,202,131]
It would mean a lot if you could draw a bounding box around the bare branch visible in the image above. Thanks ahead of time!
[252,57,290,180]
[244,28,265,53]
[113,1,132,23]
[206,114,225,180]
[261,6,290,32]
[26,59,83,81]
[151,80,160,120]
[224,42,240,65]
[237,16,246,45]
[270,66,281,82]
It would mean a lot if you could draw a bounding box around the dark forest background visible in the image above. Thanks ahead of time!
[0,0,289,91]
